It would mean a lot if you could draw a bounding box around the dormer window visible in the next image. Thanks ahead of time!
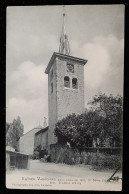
[67,63,74,73]
[72,78,78,89]
[64,76,70,88]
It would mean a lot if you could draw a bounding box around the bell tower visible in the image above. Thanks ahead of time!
[45,8,87,145]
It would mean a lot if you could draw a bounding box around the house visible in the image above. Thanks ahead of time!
[18,125,43,155]
[34,126,48,151]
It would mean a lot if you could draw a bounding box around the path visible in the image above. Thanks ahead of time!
[6,159,122,191]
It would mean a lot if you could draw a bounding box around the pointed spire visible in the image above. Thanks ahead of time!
[59,6,70,55]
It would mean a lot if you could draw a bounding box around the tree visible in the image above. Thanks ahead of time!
[54,93,123,149]
[54,111,104,149]
[6,122,10,133]
[6,116,24,151]
[89,92,123,147]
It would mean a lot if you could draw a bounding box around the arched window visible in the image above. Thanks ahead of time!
[72,78,78,89]
[64,76,70,88]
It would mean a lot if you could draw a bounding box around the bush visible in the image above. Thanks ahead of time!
[29,154,33,159]
[33,151,39,159]
[91,153,122,170]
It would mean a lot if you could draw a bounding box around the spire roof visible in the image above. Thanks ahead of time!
[59,6,70,55]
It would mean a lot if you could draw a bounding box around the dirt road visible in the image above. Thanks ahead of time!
[6,159,122,191]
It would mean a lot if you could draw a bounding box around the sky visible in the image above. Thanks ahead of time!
[6,5,124,134]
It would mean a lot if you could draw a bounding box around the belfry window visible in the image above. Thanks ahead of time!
[72,78,78,89]
[64,76,70,88]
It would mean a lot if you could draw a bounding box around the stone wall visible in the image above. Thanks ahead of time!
[47,56,85,145]
[48,61,57,145]
[56,58,85,121]
[49,144,122,169]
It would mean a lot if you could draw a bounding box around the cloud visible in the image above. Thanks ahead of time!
[70,34,124,106]
[72,34,124,92]
[93,34,124,70]
[83,43,111,88]
[9,61,48,100]
[6,61,48,132]
[7,31,59,71]
[7,97,48,133]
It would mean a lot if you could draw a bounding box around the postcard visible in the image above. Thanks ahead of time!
[6,5,124,191]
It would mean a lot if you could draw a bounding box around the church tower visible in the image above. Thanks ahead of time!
[45,8,87,145]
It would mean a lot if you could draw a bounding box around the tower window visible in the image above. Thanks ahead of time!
[51,83,53,93]
[72,78,78,89]
[64,76,70,88]
[50,69,53,81]
[67,63,74,73]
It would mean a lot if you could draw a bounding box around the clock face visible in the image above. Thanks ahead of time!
[67,63,74,73]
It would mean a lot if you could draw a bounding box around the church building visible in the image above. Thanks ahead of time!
[45,11,88,145]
